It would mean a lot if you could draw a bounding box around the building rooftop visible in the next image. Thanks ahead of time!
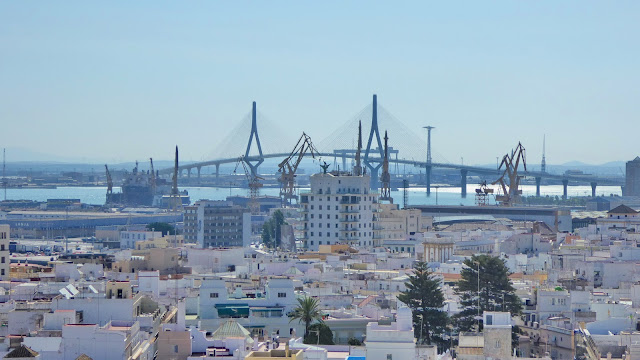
[608,204,638,214]
[4,345,39,358]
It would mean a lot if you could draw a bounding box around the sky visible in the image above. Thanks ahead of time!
[1,2,639,165]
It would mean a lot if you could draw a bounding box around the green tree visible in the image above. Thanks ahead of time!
[454,255,522,347]
[347,337,362,346]
[289,296,323,338]
[304,323,334,345]
[397,261,449,347]
[146,222,175,236]
[261,220,273,247]
[261,210,287,248]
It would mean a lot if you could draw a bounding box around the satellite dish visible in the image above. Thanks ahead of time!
[88,285,98,294]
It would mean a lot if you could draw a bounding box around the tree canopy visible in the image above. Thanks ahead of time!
[454,254,522,333]
[397,261,449,348]
[289,296,323,338]
[262,210,286,248]
[304,323,334,345]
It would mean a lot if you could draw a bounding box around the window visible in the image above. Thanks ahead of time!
[278,292,287,298]
[1,257,4,264]
[486,315,493,325]
[174,345,179,353]
[210,292,219,298]
[495,340,501,348]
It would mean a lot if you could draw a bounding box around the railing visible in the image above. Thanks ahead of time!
[339,237,359,242]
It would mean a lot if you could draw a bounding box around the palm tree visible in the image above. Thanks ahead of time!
[289,296,323,338]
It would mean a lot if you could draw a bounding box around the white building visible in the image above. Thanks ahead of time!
[60,320,151,360]
[119,230,162,249]
[196,277,303,338]
[301,172,377,251]
[364,305,416,360]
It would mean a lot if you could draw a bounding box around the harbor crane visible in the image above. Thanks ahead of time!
[149,158,156,194]
[169,146,183,212]
[105,164,113,196]
[379,130,392,203]
[492,142,527,206]
[234,156,264,214]
[278,132,321,206]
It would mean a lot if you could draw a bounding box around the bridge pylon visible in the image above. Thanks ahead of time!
[244,101,264,177]
[364,94,384,189]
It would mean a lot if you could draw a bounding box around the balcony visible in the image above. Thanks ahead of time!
[339,237,359,242]
[339,209,358,214]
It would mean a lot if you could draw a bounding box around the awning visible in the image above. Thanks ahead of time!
[215,304,249,318]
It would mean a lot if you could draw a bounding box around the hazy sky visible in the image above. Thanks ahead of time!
[1,2,639,165]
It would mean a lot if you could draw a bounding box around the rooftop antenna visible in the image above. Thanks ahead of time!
[354,121,363,176]
[541,135,546,173]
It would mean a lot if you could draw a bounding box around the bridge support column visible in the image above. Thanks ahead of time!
[370,168,380,190]
[426,165,432,196]
[187,168,191,178]
[562,179,569,200]
[460,169,468,198]
[215,164,220,179]
[342,157,347,172]
[535,177,542,197]
[591,182,597,197]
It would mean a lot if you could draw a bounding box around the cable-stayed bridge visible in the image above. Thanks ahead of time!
[160,95,624,198]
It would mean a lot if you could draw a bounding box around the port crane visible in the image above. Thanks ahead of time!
[169,146,183,212]
[379,130,392,203]
[234,156,264,214]
[492,142,527,206]
[105,165,113,196]
[149,158,156,194]
[278,132,321,206]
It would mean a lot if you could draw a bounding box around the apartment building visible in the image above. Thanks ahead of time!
[301,172,377,251]
[184,200,251,248]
